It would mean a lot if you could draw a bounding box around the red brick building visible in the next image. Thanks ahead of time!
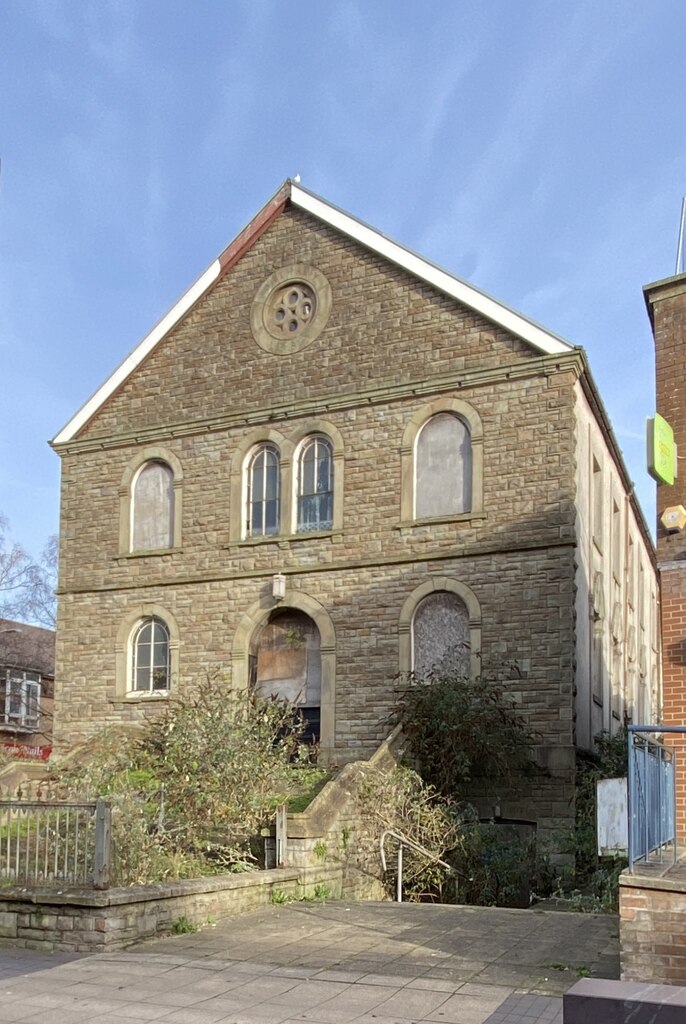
[645,272,686,830]
[0,617,54,761]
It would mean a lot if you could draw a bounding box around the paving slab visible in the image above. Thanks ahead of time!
[0,901,618,1024]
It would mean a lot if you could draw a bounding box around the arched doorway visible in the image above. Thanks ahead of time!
[249,609,321,743]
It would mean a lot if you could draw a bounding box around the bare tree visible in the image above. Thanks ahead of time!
[0,516,57,628]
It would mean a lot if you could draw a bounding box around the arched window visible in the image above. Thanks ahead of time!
[415,413,472,518]
[131,461,174,551]
[130,617,170,692]
[297,435,333,533]
[412,591,470,680]
[247,444,280,537]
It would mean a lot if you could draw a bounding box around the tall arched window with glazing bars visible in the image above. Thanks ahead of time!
[131,617,170,692]
[297,435,333,533]
[247,444,280,537]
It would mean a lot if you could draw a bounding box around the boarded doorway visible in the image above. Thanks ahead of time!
[249,609,321,743]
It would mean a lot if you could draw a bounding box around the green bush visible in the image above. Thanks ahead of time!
[57,679,329,884]
[394,668,539,797]
[449,815,555,908]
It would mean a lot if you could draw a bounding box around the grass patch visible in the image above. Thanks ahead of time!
[286,773,332,813]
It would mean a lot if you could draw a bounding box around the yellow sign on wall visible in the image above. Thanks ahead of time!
[647,414,677,486]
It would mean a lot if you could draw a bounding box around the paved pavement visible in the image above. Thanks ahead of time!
[0,901,619,1024]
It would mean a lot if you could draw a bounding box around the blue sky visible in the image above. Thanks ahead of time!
[1,0,685,558]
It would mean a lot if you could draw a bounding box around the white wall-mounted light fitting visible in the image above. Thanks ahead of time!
[272,573,286,601]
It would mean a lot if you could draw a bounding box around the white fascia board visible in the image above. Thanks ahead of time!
[291,185,573,357]
[52,258,222,445]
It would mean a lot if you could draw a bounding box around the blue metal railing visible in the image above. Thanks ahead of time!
[627,725,680,871]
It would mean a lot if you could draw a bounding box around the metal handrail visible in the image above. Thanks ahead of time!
[379,828,454,903]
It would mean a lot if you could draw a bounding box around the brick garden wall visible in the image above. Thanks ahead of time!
[619,871,686,984]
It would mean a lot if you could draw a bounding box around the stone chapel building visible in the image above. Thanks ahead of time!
[50,180,659,836]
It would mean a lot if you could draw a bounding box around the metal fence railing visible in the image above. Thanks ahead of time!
[628,725,679,872]
[0,798,111,889]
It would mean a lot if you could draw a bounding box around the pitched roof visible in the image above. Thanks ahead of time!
[52,180,575,446]
[0,618,55,677]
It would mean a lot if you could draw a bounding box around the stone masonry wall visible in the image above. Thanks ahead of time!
[276,727,402,900]
[0,865,340,953]
[53,200,583,836]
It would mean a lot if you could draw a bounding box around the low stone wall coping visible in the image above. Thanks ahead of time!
[619,870,686,894]
[0,867,301,908]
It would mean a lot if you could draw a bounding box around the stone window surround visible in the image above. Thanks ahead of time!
[230,421,344,544]
[119,446,183,556]
[232,590,336,761]
[113,604,180,703]
[250,263,332,355]
[399,398,483,526]
[398,577,482,679]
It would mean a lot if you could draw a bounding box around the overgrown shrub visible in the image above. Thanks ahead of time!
[449,814,556,908]
[394,667,540,797]
[356,765,461,902]
[57,679,328,884]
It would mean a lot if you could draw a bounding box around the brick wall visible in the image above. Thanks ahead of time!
[646,274,686,835]
[620,872,686,984]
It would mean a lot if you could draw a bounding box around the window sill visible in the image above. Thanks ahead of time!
[117,548,182,560]
[396,513,485,530]
[110,692,170,705]
[0,724,39,734]
[229,530,341,549]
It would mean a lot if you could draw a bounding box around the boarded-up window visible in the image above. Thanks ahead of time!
[252,611,321,707]
[415,414,471,518]
[132,461,174,551]
[412,592,470,679]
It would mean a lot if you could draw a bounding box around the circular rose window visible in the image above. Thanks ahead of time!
[270,282,317,338]
[251,264,331,354]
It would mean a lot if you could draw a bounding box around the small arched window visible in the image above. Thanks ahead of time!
[415,413,472,518]
[297,435,333,533]
[412,591,470,680]
[131,461,174,551]
[130,617,170,692]
[247,444,280,537]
